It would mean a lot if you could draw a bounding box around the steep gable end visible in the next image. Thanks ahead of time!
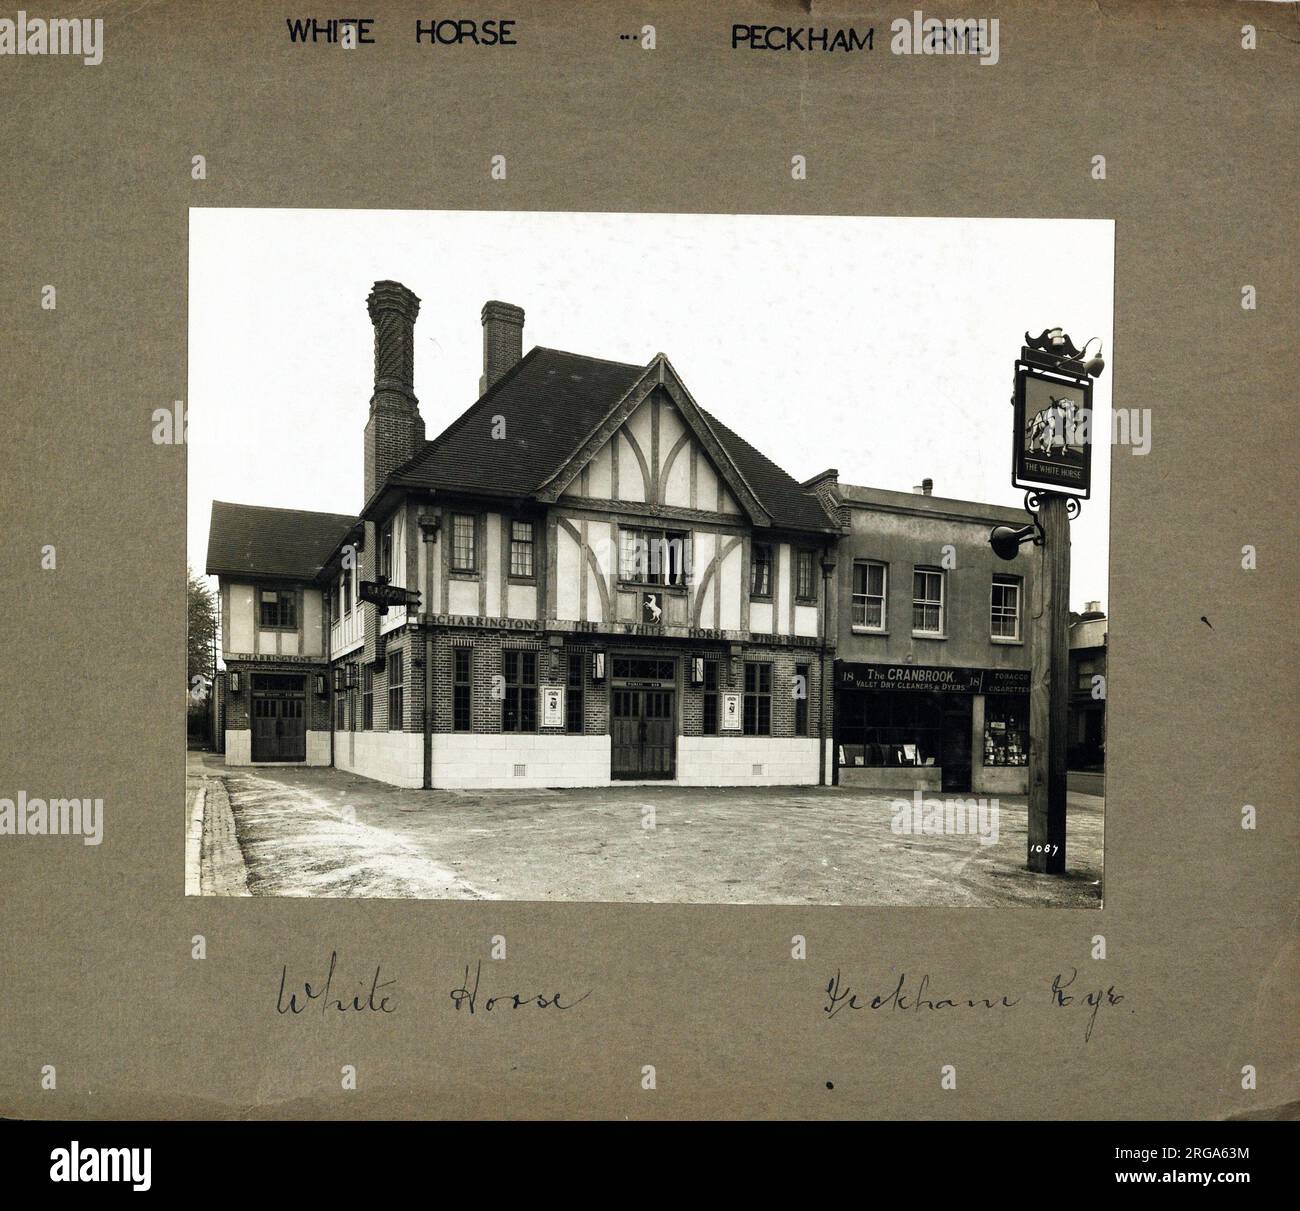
[387,348,645,500]
[558,387,743,516]
[537,354,771,526]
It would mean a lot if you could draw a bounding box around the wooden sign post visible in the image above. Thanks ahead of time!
[1027,494,1071,873]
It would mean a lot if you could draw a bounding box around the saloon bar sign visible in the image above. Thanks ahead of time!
[1012,359,1093,499]
[358,580,421,616]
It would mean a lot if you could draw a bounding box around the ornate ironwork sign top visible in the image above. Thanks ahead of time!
[1023,328,1085,359]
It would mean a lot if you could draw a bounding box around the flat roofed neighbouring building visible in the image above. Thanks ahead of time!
[820,474,1036,796]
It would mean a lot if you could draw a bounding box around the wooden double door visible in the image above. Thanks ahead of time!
[250,674,307,762]
[611,688,675,780]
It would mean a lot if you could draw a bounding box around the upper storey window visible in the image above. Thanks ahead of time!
[912,568,945,636]
[509,520,534,579]
[619,527,689,587]
[451,513,477,572]
[259,589,296,630]
[750,543,772,598]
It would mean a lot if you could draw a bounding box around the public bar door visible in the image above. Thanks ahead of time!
[250,674,307,762]
[611,689,675,780]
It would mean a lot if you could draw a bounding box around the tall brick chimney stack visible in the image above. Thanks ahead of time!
[364,280,425,502]
[480,300,525,395]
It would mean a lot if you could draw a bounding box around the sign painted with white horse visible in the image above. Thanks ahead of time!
[1012,363,1093,497]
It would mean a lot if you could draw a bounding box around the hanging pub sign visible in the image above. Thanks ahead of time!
[1012,361,1093,498]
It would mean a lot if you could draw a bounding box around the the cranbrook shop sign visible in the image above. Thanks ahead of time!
[836,661,1030,694]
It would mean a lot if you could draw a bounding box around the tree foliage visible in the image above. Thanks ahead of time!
[188,567,218,686]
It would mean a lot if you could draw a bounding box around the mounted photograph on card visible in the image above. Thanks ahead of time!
[186,209,1113,907]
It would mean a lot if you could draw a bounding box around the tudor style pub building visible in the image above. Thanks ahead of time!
[207,282,1044,794]
[208,282,842,788]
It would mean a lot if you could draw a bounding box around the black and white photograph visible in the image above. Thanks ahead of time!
[185,208,1113,907]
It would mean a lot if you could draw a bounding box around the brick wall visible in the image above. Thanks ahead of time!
[676,642,826,740]
[405,633,827,741]
[222,663,330,731]
[364,405,426,505]
[325,629,835,786]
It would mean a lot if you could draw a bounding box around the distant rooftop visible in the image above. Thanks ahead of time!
[835,480,1029,526]
[206,501,358,581]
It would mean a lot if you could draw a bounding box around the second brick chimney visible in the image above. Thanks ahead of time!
[480,300,525,395]
[364,280,425,502]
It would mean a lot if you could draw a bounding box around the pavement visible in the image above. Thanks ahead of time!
[186,751,1103,907]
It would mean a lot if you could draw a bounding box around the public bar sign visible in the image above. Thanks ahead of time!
[1013,362,1093,498]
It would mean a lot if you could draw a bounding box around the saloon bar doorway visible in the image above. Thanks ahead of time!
[610,656,676,780]
[250,673,307,762]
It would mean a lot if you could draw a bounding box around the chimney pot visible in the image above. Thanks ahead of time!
[922,477,933,495]
[367,281,421,403]
[481,300,525,394]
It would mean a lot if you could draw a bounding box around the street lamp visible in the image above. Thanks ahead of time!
[989,521,1042,561]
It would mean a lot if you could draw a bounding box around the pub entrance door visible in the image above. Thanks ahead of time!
[250,673,307,762]
[611,688,675,780]
[939,696,973,793]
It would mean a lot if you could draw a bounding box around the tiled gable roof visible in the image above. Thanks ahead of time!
[390,347,837,532]
[206,501,357,580]
[695,408,839,534]
[394,348,644,498]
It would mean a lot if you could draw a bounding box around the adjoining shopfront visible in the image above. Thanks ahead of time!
[811,474,1038,798]
[834,661,1030,794]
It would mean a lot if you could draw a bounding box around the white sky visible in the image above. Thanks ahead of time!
[189,209,1113,612]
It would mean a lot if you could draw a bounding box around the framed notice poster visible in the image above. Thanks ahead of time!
[720,692,742,731]
[541,685,564,729]
[1013,362,1093,498]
